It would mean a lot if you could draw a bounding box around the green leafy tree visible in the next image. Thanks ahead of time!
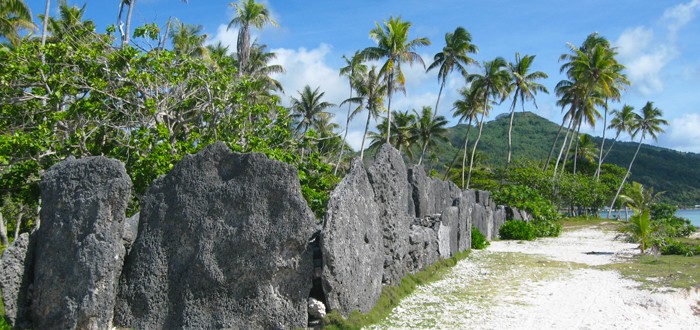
[505,52,548,164]
[227,0,278,75]
[427,26,478,119]
[608,102,668,217]
[464,57,510,188]
[361,16,430,143]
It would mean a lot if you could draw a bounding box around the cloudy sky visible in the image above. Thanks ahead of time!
[26,0,700,153]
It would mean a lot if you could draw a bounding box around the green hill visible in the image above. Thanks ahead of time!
[432,112,700,207]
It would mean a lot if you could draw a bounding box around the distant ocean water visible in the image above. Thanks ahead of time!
[600,209,700,226]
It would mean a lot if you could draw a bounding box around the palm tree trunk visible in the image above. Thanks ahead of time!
[608,135,644,218]
[559,118,579,177]
[595,102,609,180]
[41,0,50,47]
[238,24,250,75]
[442,120,471,182]
[507,94,519,165]
[433,79,445,120]
[466,112,485,189]
[386,72,394,143]
[0,208,7,246]
[552,116,575,178]
[160,17,172,50]
[359,108,372,161]
[596,132,620,177]
[14,206,23,241]
[334,85,353,175]
[572,121,582,174]
[544,116,567,171]
[123,0,136,47]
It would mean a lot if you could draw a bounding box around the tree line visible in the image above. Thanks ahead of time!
[0,0,669,248]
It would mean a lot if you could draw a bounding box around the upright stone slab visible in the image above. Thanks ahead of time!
[321,159,383,316]
[430,179,461,216]
[366,144,414,285]
[0,233,34,328]
[407,224,439,273]
[472,203,492,240]
[454,192,473,252]
[33,156,132,330]
[494,205,506,237]
[407,165,431,218]
[114,143,316,330]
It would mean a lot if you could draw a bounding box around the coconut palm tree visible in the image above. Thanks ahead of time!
[290,85,336,136]
[361,16,430,143]
[228,0,278,75]
[594,104,635,178]
[335,51,368,174]
[243,41,285,92]
[443,85,483,186]
[464,57,510,189]
[608,101,668,218]
[368,110,417,157]
[427,26,478,119]
[341,66,387,161]
[170,20,208,58]
[412,106,448,165]
[573,134,598,165]
[505,52,548,164]
[0,0,35,47]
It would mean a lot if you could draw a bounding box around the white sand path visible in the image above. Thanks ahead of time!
[367,226,700,329]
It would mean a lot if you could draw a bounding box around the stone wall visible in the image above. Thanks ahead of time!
[0,143,526,328]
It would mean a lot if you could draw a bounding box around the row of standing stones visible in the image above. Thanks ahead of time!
[0,142,529,329]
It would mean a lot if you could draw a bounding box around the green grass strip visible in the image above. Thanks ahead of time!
[321,249,471,329]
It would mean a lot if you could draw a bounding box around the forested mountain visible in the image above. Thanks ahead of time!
[433,112,700,206]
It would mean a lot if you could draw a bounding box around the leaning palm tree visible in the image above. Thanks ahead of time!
[228,0,278,75]
[464,57,510,189]
[427,26,478,119]
[594,104,635,178]
[335,51,368,174]
[0,0,35,47]
[412,106,448,165]
[443,85,483,186]
[361,16,430,143]
[341,66,387,161]
[608,101,668,218]
[505,52,548,164]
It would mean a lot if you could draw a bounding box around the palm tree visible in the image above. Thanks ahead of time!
[335,51,367,174]
[505,52,548,164]
[412,106,448,165]
[608,101,668,217]
[368,110,417,157]
[243,41,285,92]
[341,66,386,161]
[228,0,278,75]
[45,0,95,43]
[0,0,35,47]
[361,16,430,143]
[464,57,510,189]
[170,20,208,58]
[290,85,336,135]
[443,85,483,187]
[427,26,478,119]
[573,134,598,165]
[594,104,635,178]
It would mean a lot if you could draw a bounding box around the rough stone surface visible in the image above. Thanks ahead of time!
[494,206,506,237]
[430,179,461,216]
[476,190,491,207]
[472,204,492,240]
[114,143,316,330]
[454,192,473,252]
[0,233,34,328]
[33,156,132,330]
[440,207,460,257]
[122,212,139,255]
[320,159,383,316]
[407,224,439,273]
[307,298,326,319]
[366,144,414,285]
[407,165,431,218]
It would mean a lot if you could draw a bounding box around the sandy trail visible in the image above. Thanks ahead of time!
[368,226,700,329]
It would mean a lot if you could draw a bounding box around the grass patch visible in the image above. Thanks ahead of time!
[322,249,471,330]
[598,254,700,289]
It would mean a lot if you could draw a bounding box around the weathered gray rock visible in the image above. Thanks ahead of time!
[476,190,491,207]
[32,156,132,330]
[122,212,139,255]
[308,298,326,319]
[407,224,439,273]
[114,143,316,330]
[430,179,461,216]
[0,233,34,328]
[454,192,473,252]
[494,206,507,237]
[472,203,492,241]
[366,144,414,285]
[321,159,383,316]
[407,165,431,218]
[439,206,460,257]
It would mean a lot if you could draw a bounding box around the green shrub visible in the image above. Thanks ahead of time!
[494,185,561,238]
[660,238,700,256]
[471,227,489,249]
[499,220,536,241]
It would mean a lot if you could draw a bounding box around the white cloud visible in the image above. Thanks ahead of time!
[662,0,700,39]
[624,46,677,95]
[659,113,700,153]
[615,26,654,59]
[208,24,238,52]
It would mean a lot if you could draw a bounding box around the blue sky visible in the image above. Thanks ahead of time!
[25,0,700,153]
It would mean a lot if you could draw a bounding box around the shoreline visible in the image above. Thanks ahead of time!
[368,225,700,329]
